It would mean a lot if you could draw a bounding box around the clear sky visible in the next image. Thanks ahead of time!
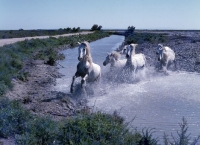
[1,0,200,30]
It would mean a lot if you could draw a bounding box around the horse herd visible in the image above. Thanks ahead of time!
[70,41,176,93]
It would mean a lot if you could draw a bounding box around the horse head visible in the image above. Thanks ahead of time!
[78,41,90,61]
[126,44,138,58]
[103,52,121,66]
[121,45,128,55]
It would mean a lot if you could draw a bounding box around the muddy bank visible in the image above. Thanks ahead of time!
[6,57,84,121]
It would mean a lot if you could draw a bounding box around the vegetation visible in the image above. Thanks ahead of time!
[163,117,200,145]
[0,27,81,39]
[91,24,102,31]
[124,32,169,45]
[124,26,135,37]
[0,98,199,144]
[0,31,110,96]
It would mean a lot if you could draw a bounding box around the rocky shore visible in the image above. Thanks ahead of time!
[134,30,200,73]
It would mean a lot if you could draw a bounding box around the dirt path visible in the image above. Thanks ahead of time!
[0,31,93,47]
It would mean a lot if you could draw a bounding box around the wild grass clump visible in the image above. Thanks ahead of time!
[163,117,200,145]
[125,32,168,44]
[15,117,59,145]
[0,98,32,137]
[57,111,141,145]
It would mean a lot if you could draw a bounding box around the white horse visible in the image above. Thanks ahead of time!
[156,44,176,74]
[103,51,126,71]
[123,44,146,78]
[70,41,101,93]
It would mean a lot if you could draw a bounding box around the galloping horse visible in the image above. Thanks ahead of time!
[103,51,126,71]
[123,44,146,79]
[70,41,101,93]
[156,44,176,74]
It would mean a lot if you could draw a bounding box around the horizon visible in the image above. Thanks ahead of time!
[1,0,200,30]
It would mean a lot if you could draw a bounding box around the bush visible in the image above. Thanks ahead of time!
[0,98,32,137]
[15,117,58,145]
[57,111,140,145]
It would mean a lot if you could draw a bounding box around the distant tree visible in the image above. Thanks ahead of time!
[72,27,76,32]
[65,27,71,32]
[125,25,135,37]
[97,25,102,31]
[127,26,135,31]
[19,28,23,31]
[91,24,98,31]
[76,27,80,32]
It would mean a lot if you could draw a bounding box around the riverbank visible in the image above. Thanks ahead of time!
[4,31,110,121]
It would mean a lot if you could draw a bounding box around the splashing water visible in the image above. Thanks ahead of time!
[55,35,200,143]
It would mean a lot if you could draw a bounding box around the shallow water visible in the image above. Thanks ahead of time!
[55,35,200,143]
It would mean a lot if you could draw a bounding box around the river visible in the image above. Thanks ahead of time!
[55,35,200,144]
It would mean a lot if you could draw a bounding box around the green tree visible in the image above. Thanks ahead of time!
[91,24,98,31]
[97,25,102,30]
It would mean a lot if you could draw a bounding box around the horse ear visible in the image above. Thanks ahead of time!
[78,42,81,45]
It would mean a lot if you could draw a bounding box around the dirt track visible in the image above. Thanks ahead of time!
[0,31,93,47]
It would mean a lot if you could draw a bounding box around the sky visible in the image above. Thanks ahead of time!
[1,0,200,30]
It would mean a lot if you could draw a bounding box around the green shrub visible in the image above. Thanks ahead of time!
[0,98,32,137]
[57,111,140,145]
[15,117,59,145]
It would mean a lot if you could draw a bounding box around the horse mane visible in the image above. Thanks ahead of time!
[111,51,121,60]
[81,41,93,64]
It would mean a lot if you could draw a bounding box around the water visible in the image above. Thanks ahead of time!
[55,35,200,144]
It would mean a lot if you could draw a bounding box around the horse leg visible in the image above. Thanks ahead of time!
[70,73,80,93]
[174,59,177,70]
[81,74,88,88]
